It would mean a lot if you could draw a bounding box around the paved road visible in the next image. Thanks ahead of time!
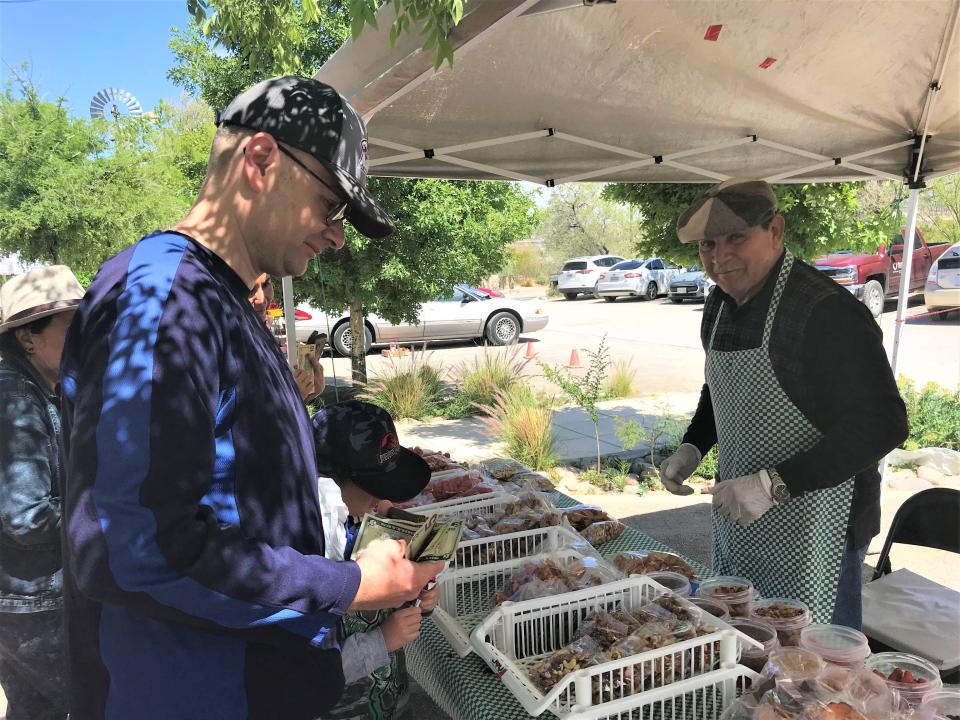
[317,289,959,393]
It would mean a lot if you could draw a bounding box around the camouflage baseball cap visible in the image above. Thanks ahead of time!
[217,76,395,240]
[676,178,778,244]
[311,400,430,502]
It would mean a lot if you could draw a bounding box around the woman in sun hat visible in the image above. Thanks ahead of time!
[0,265,84,720]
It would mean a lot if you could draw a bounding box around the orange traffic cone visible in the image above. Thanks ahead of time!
[524,341,537,359]
[567,348,583,368]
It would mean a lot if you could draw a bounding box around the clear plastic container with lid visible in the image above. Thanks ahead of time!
[766,646,824,682]
[646,570,692,597]
[864,652,943,707]
[920,687,960,720]
[698,575,754,618]
[689,596,730,621]
[799,623,871,667]
[750,597,811,647]
[728,617,779,673]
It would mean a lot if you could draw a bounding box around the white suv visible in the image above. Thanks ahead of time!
[556,255,625,300]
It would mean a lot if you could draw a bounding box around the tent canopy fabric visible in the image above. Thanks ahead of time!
[316,0,960,186]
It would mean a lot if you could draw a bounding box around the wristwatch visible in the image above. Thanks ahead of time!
[766,467,791,503]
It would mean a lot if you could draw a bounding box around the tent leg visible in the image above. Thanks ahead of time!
[282,275,297,368]
[879,186,922,491]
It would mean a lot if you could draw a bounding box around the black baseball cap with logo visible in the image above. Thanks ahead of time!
[311,400,430,502]
[216,76,395,240]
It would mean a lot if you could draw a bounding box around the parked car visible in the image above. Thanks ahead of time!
[814,229,950,318]
[294,284,549,355]
[594,258,685,302]
[668,266,715,303]
[924,241,960,320]
[556,255,624,300]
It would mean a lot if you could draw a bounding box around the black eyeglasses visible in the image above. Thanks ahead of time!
[276,145,349,225]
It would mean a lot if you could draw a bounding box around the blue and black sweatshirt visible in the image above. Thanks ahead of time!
[60,232,362,720]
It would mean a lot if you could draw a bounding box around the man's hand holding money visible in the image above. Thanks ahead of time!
[350,538,444,611]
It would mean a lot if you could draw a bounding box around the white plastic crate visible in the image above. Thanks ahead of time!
[414,491,516,519]
[452,523,588,570]
[469,576,762,718]
[565,664,759,720]
[431,548,611,657]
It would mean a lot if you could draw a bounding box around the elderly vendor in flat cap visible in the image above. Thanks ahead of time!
[659,178,907,628]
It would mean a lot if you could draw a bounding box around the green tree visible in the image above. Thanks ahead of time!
[298,177,535,382]
[919,176,960,247]
[602,182,900,265]
[0,70,201,284]
[169,7,537,383]
[535,184,637,271]
[186,0,463,73]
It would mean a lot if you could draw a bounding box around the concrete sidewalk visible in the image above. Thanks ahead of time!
[396,393,702,463]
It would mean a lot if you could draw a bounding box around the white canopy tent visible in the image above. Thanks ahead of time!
[282,0,960,383]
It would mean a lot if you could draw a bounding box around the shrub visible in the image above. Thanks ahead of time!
[361,350,443,420]
[604,360,637,399]
[478,383,557,470]
[899,378,960,450]
[694,446,719,480]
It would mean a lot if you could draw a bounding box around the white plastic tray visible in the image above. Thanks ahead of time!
[431,548,612,657]
[414,491,517,519]
[470,576,761,718]
[452,523,588,570]
[564,664,759,720]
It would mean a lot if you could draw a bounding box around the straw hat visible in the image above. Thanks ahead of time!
[0,266,85,334]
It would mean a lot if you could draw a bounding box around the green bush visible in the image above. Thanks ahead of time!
[361,351,443,420]
[899,378,960,450]
[604,360,637,399]
[479,383,557,470]
[694,446,719,480]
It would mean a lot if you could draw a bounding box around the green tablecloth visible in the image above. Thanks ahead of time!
[406,490,713,720]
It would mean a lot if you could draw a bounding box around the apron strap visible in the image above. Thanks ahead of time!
[762,251,794,347]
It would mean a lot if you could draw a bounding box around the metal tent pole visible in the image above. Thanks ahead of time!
[282,275,297,367]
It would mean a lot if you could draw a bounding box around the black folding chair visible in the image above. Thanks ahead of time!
[871,487,960,580]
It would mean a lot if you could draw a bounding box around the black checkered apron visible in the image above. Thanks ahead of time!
[707,251,853,623]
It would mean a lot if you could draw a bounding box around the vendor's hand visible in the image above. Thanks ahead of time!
[417,579,440,613]
[659,443,701,496]
[350,538,445,611]
[381,606,423,652]
[706,471,774,526]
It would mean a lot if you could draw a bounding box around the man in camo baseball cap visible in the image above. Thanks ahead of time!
[217,76,394,239]
[676,178,778,245]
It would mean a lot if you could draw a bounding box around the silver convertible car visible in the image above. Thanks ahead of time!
[294,285,550,356]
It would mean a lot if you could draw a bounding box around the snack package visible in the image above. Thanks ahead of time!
[529,635,603,693]
[613,550,697,580]
[492,557,618,606]
[562,504,611,531]
[479,458,529,481]
[580,519,626,546]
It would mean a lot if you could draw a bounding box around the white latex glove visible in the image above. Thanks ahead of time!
[706,470,775,526]
[659,443,701,496]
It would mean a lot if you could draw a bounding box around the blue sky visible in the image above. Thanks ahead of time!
[1,0,196,117]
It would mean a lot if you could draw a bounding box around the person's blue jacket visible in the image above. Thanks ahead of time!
[0,354,64,611]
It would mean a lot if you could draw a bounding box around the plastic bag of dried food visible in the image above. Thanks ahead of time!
[577,609,635,651]
[612,550,697,580]
[594,620,690,701]
[529,635,602,693]
[503,491,555,515]
[564,557,621,590]
[562,504,611,531]
[580,519,625,546]
[479,458,530,481]
[508,472,557,493]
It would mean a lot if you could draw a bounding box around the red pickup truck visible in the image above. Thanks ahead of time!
[814,230,950,317]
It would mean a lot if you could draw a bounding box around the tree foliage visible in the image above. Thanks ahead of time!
[534,184,637,270]
[0,69,208,284]
[186,0,462,73]
[602,182,901,265]
[919,176,960,247]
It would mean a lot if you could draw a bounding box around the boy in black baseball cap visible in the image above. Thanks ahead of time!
[312,401,436,720]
